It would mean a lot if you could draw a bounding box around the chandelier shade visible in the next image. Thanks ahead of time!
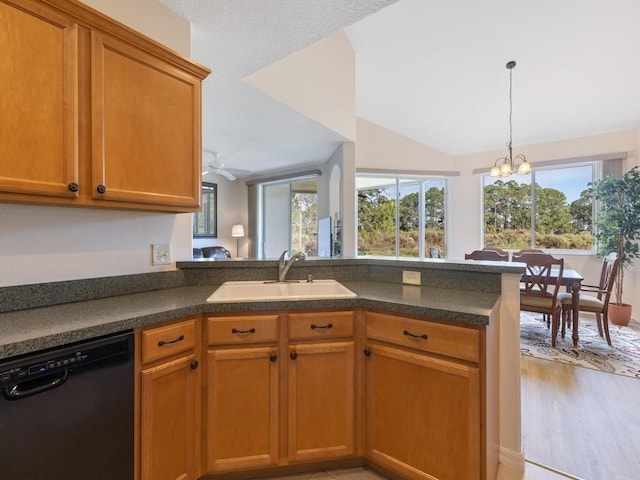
[489,60,532,178]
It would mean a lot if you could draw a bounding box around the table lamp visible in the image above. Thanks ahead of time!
[231,224,244,257]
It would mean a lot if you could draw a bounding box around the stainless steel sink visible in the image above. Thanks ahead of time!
[206,279,356,303]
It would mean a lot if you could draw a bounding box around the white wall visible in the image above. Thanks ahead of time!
[194,176,248,257]
[244,31,356,141]
[0,0,192,287]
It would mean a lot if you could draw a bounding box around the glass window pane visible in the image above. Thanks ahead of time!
[357,177,397,256]
[483,164,594,251]
[483,176,532,249]
[533,165,593,250]
[398,182,419,258]
[424,179,446,257]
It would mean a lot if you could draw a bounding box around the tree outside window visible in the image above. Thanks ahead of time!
[357,175,446,258]
[483,164,594,250]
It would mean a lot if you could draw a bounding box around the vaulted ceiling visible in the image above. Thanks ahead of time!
[157,0,640,177]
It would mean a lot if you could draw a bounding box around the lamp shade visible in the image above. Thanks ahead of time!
[231,224,245,237]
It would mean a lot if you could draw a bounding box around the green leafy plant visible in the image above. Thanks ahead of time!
[589,166,640,306]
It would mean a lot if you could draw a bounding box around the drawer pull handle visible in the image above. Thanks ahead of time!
[310,323,333,330]
[231,327,256,335]
[403,329,428,340]
[158,334,184,347]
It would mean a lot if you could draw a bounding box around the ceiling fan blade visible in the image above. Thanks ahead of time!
[219,169,236,181]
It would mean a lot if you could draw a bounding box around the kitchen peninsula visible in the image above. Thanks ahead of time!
[0,258,525,480]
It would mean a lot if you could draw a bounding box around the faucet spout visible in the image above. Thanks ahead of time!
[278,250,305,282]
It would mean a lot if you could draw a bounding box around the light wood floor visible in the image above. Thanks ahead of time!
[521,353,640,480]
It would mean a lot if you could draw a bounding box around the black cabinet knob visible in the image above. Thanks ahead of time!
[68,182,79,192]
[96,184,106,194]
[190,360,199,370]
[290,351,297,360]
[364,348,371,357]
[269,353,278,363]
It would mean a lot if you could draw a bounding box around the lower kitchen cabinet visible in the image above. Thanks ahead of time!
[365,343,479,480]
[204,314,280,473]
[137,316,200,480]
[205,346,279,472]
[365,311,498,480]
[288,341,355,462]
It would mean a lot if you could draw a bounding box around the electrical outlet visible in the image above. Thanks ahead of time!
[152,244,171,265]
[402,270,421,285]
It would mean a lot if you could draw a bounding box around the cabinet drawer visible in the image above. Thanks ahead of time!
[288,311,354,341]
[366,311,479,363]
[207,315,279,345]
[141,317,196,364]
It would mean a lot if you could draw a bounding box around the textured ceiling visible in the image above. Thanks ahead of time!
[157,0,640,176]
[156,0,399,177]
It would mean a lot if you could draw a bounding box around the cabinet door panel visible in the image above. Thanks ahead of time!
[366,344,480,480]
[0,0,78,198]
[206,347,279,472]
[91,31,201,208]
[288,341,354,462]
[141,354,197,480]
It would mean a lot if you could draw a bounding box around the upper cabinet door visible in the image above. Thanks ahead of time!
[0,0,79,198]
[90,31,202,209]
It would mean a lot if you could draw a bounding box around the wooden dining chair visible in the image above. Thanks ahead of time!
[513,252,565,346]
[512,248,545,257]
[483,247,510,258]
[465,249,509,261]
[558,253,619,346]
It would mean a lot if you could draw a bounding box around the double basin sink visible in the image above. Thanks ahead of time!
[206,279,356,303]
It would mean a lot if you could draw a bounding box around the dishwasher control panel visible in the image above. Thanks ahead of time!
[0,351,90,386]
[0,332,132,388]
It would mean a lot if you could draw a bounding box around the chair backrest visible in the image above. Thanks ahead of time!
[465,249,509,262]
[511,248,545,257]
[429,247,440,258]
[597,252,620,304]
[513,252,564,302]
[201,246,232,258]
[483,247,509,256]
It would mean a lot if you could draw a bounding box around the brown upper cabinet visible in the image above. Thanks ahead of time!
[0,0,210,212]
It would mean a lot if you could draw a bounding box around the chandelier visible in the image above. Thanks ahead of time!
[490,60,532,177]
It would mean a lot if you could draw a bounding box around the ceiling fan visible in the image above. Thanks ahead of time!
[201,150,250,181]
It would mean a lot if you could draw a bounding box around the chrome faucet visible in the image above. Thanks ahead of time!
[278,250,305,282]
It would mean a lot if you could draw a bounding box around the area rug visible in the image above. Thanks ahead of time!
[520,312,640,379]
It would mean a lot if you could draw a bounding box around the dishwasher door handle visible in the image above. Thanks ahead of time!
[4,370,69,400]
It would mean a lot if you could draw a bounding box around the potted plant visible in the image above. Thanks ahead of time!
[589,166,640,325]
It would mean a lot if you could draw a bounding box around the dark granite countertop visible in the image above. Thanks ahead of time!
[0,281,500,360]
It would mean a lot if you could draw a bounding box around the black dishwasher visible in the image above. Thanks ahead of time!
[0,331,134,480]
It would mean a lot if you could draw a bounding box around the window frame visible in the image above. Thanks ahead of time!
[356,173,447,259]
[193,182,218,238]
[481,161,599,255]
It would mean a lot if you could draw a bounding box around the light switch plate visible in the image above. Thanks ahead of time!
[152,244,171,265]
[402,270,421,285]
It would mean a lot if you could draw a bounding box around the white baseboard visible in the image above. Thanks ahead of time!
[499,446,525,472]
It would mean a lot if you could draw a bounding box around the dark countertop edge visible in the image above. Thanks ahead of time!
[0,282,499,360]
[176,256,525,274]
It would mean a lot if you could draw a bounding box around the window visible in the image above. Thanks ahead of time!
[259,176,318,258]
[356,174,446,258]
[482,163,595,251]
[193,182,217,237]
